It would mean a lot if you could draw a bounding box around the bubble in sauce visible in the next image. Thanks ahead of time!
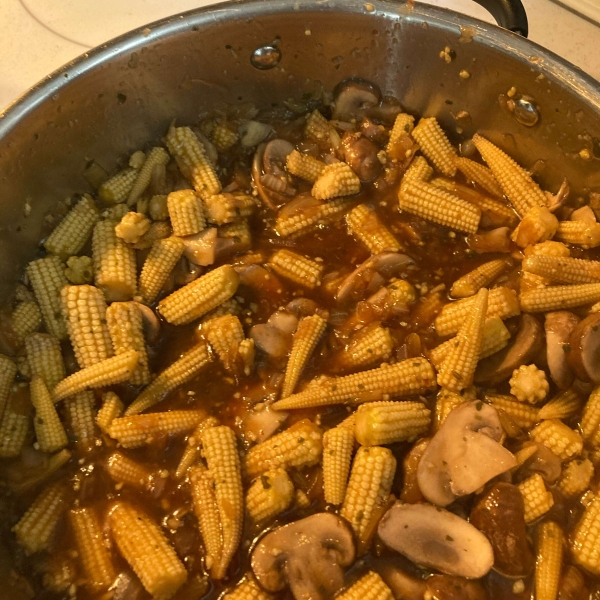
[250,45,282,70]
[512,96,540,127]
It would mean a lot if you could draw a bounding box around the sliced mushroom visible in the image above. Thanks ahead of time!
[469,483,534,578]
[369,557,427,600]
[243,406,289,444]
[378,502,494,579]
[571,204,596,223]
[514,441,562,484]
[240,120,274,148]
[417,401,516,507]
[252,141,295,209]
[267,310,299,335]
[286,298,319,318]
[340,133,382,183]
[557,566,589,600]
[332,79,381,122]
[400,438,429,504]
[133,302,161,345]
[467,227,512,254]
[425,576,488,600]
[567,312,600,383]
[251,513,355,600]
[475,315,544,384]
[263,139,295,175]
[360,117,388,144]
[250,324,292,359]
[173,256,202,286]
[181,228,218,266]
[236,264,285,298]
[545,311,579,389]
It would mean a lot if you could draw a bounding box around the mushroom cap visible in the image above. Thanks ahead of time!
[263,139,295,174]
[545,311,579,389]
[251,513,355,600]
[567,312,600,384]
[332,78,381,122]
[377,502,494,579]
[182,228,218,266]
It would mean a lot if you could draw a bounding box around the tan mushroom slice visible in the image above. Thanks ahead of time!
[251,513,355,600]
[567,312,600,383]
[340,133,382,182]
[331,79,381,122]
[377,502,494,579]
[182,228,218,266]
[545,311,579,389]
[417,401,516,507]
[133,302,161,345]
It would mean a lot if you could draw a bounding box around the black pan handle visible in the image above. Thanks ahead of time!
[471,0,528,36]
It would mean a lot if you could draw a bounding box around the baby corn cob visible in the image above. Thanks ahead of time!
[92,220,137,301]
[133,220,172,250]
[212,121,238,152]
[412,117,457,177]
[355,400,431,446]
[346,204,401,254]
[451,260,508,298]
[245,419,323,478]
[518,473,554,523]
[158,264,239,325]
[106,451,152,489]
[238,338,255,376]
[387,113,415,153]
[126,341,211,415]
[220,218,252,245]
[398,179,480,233]
[70,507,116,591]
[535,521,564,600]
[269,249,323,289]
[275,197,349,237]
[305,109,335,144]
[53,349,139,402]
[127,147,170,206]
[31,376,67,452]
[167,189,206,236]
[523,255,600,285]
[338,572,394,600]
[44,195,100,259]
[201,425,244,579]
[511,206,558,248]
[472,134,547,217]
[0,355,17,419]
[65,391,96,448]
[96,391,124,433]
[109,501,187,600]
[580,386,600,447]
[323,426,355,505]
[204,314,244,372]
[273,358,436,410]
[341,446,396,544]
[109,410,205,448]
[286,149,326,182]
[336,324,394,372]
[282,314,327,398]
[312,162,360,200]
[175,416,219,479]
[571,495,600,574]
[246,467,294,526]
[435,286,520,337]
[204,193,256,225]
[25,333,65,393]
[558,458,594,498]
[106,302,150,385]
[115,212,153,244]
[27,256,69,339]
[538,388,583,421]
[166,125,221,199]
[0,386,30,457]
[11,301,41,340]
[139,237,185,304]
[223,576,274,600]
[13,481,68,554]
[401,155,433,182]
[98,167,138,204]
[455,156,504,198]
[530,419,583,461]
[555,220,600,249]
[437,288,488,392]
[485,393,539,429]
[520,283,600,312]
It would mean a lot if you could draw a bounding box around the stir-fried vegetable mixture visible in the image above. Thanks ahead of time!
[2,78,600,600]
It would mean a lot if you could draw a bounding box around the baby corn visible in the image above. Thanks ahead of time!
[412,117,456,177]
[286,150,326,182]
[269,249,323,289]
[535,521,564,600]
[523,255,600,285]
[139,237,185,304]
[450,260,508,298]
[167,189,206,236]
[455,156,504,198]
[346,204,401,254]
[335,324,394,372]
[323,426,355,505]
[246,468,294,526]
[520,283,600,312]
[312,162,360,200]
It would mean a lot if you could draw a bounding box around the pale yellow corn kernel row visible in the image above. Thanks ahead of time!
[523,255,600,285]
[269,249,324,289]
[13,481,68,555]
[175,416,219,479]
[434,388,467,429]
[535,521,564,600]
[245,419,323,479]
[473,134,547,217]
[222,576,274,600]
[520,283,600,312]
[31,376,68,452]
[201,425,244,579]
[92,220,137,302]
[109,501,187,600]
[555,220,600,249]
[65,391,96,448]
[312,162,360,200]
[485,393,539,429]
[512,205,558,249]
[212,122,239,152]
[201,297,242,324]
[133,220,173,250]
[204,314,244,372]
[109,410,205,449]
[149,194,169,221]
[411,117,457,177]
[25,333,65,393]
[220,218,252,245]
[139,237,185,304]
[341,446,396,542]
[454,156,504,198]
[282,314,327,398]
[538,388,583,421]
[286,149,326,183]
[127,147,170,206]
[158,264,239,325]
[530,419,583,461]
[323,426,355,505]
[272,358,436,411]
[11,301,42,339]
[69,507,116,591]
[106,451,152,489]
[27,256,69,339]
[44,195,100,259]
[336,324,394,372]
[166,125,221,199]
[355,400,431,446]
[518,473,554,523]
[398,179,480,234]
[571,495,600,574]
[558,458,594,498]
[167,189,206,236]
[337,572,394,600]
[238,338,255,376]
[103,203,129,221]
[106,302,151,386]
[525,240,571,258]
[246,467,295,526]
[126,342,211,415]
[98,167,138,205]
[451,259,508,298]
[581,386,600,447]
[437,288,488,392]
[305,109,334,143]
[0,390,30,458]
[96,391,124,434]
[346,204,401,254]
[435,286,520,337]
[401,155,433,182]
[0,355,17,419]
[275,196,349,237]
[205,193,256,226]
[53,349,139,402]
[387,113,416,152]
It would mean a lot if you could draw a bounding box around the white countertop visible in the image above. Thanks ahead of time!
[1,0,599,111]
